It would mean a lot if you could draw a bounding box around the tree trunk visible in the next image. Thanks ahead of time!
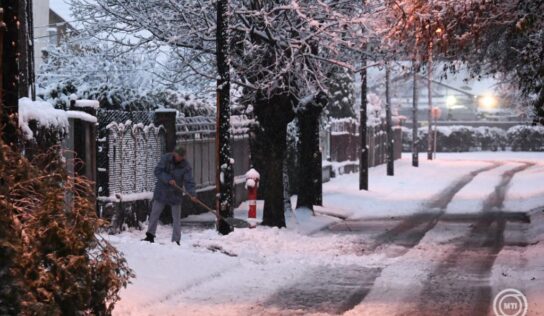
[296,96,325,210]
[0,7,4,109]
[253,93,294,228]
[359,56,369,190]
[412,59,419,167]
[385,62,394,176]
[16,0,34,99]
[215,0,233,235]
[1,1,20,148]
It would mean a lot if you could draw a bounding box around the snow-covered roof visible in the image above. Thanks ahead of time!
[49,0,77,27]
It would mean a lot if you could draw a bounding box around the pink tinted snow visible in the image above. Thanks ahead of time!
[108,152,544,315]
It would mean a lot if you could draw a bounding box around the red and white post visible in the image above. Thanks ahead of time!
[245,168,260,220]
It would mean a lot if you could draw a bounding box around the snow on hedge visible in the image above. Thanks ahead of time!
[18,98,69,139]
[18,97,97,140]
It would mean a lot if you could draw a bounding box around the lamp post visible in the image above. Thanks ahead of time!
[426,35,434,160]
[426,1,440,160]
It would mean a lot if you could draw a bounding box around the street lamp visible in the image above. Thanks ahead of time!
[479,95,498,109]
[446,95,456,107]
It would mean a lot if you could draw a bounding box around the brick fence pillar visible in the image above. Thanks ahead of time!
[154,109,177,152]
[68,99,97,183]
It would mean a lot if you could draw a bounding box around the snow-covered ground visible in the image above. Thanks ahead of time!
[109,223,385,315]
[109,152,544,315]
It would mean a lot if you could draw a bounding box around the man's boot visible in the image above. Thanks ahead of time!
[142,232,155,243]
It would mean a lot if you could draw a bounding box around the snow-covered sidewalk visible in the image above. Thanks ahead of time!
[322,152,544,220]
[109,152,544,315]
[108,224,385,315]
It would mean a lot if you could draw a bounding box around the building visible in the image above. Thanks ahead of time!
[33,0,76,69]
[365,65,501,122]
[386,73,480,121]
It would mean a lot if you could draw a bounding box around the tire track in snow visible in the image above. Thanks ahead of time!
[481,162,535,211]
[369,161,503,253]
[264,162,505,315]
[261,265,381,315]
[404,162,534,315]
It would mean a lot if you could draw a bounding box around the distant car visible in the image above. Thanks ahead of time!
[477,108,523,121]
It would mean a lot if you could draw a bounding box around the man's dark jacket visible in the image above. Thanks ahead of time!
[153,153,196,205]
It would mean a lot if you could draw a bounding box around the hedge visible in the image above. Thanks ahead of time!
[402,125,544,152]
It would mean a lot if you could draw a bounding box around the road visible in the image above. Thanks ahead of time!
[262,161,541,316]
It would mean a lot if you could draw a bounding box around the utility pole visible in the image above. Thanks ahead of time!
[412,30,419,167]
[427,41,434,160]
[427,0,434,160]
[215,0,233,235]
[385,62,394,176]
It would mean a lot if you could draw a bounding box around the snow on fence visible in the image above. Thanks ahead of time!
[95,110,168,229]
[104,121,166,199]
[95,111,253,229]
[324,118,402,173]
[96,110,160,199]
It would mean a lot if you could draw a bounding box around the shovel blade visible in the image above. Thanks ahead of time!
[224,217,252,229]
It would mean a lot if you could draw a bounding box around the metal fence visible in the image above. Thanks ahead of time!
[106,121,166,196]
[96,110,166,199]
[323,118,402,167]
[175,115,252,189]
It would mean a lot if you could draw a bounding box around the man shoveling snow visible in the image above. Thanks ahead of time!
[143,145,197,245]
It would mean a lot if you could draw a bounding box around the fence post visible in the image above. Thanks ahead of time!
[154,109,177,152]
[68,102,97,183]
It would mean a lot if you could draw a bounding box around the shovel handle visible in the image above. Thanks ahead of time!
[172,184,219,217]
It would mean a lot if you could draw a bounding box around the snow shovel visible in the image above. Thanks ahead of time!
[173,184,252,229]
